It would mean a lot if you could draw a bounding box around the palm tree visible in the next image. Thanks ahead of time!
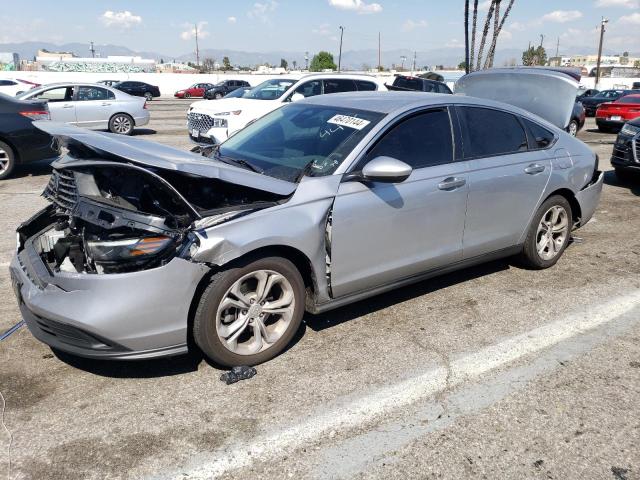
[484,0,516,69]
[469,0,479,72]
[464,0,470,74]
[468,0,516,71]
[475,0,496,71]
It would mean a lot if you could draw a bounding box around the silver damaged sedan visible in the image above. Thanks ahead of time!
[10,69,604,366]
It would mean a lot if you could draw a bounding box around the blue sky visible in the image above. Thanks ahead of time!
[1,0,639,56]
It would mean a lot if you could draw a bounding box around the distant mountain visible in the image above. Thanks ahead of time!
[1,41,638,71]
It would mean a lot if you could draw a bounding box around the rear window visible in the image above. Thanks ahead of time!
[617,96,640,104]
[459,106,528,158]
[355,80,377,91]
[393,77,423,90]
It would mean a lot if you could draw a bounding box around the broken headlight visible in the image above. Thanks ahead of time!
[86,236,173,263]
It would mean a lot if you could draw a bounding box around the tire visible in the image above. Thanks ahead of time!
[519,195,572,270]
[615,168,636,183]
[193,256,305,367]
[567,120,579,137]
[184,92,191,99]
[108,113,134,135]
[144,92,154,101]
[0,140,16,180]
[214,92,223,99]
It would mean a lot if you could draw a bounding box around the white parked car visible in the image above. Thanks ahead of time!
[0,78,39,96]
[187,73,387,144]
[18,83,150,135]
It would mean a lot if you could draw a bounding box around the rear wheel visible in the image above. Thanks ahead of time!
[214,92,223,99]
[567,120,579,137]
[144,92,153,101]
[193,256,305,367]
[519,195,572,269]
[109,113,134,135]
[0,140,16,180]
[184,92,191,99]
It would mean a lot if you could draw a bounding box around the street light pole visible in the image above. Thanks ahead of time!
[595,17,608,89]
[338,26,345,72]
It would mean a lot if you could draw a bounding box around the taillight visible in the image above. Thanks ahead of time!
[143,101,148,109]
[19,110,50,120]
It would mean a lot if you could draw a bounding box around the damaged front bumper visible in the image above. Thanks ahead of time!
[575,170,604,228]
[10,229,210,360]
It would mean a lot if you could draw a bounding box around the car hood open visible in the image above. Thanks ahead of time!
[455,67,580,129]
[34,121,296,196]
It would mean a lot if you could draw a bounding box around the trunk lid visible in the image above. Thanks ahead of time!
[455,67,580,129]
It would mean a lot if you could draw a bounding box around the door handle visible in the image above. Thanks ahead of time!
[101,102,112,106]
[438,177,466,191]
[62,104,74,108]
[524,164,545,175]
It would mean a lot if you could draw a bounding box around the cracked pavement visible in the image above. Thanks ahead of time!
[0,101,639,479]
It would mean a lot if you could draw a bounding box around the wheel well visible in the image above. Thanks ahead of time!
[109,112,135,126]
[545,188,581,224]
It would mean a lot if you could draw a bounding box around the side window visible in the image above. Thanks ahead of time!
[0,80,16,86]
[293,80,322,98]
[459,107,528,158]
[323,79,357,94]
[77,86,114,101]
[365,109,454,169]
[524,119,555,149]
[355,80,377,91]
[438,83,452,94]
[35,87,73,102]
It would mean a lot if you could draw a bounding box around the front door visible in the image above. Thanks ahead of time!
[330,108,469,298]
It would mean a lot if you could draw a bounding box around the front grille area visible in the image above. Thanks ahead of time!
[634,138,639,162]
[188,112,217,133]
[43,168,78,211]
[33,315,125,352]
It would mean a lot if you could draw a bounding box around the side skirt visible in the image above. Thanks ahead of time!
[309,245,522,314]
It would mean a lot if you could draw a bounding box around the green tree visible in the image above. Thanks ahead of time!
[522,45,547,66]
[222,56,232,70]
[458,60,467,70]
[280,58,288,69]
[309,51,337,72]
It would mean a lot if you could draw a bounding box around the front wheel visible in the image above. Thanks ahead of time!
[214,92,223,99]
[193,256,305,367]
[184,92,191,99]
[519,195,572,269]
[0,140,16,180]
[109,113,134,135]
[144,92,153,101]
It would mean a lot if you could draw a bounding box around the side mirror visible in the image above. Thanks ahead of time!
[290,93,305,103]
[361,156,413,183]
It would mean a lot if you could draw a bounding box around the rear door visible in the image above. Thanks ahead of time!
[74,86,116,129]
[457,106,552,258]
[330,107,469,297]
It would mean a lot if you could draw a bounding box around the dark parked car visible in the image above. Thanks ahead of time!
[385,75,453,94]
[0,93,60,179]
[204,80,252,100]
[97,80,120,87]
[567,101,586,136]
[223,86,252,99]
[113,81,161,101]
[581,89,640,116]
[610,118,640,181]
[576,89,599,102]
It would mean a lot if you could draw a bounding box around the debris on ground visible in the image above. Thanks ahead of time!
[0,320,24,341]
[220,366,257,385]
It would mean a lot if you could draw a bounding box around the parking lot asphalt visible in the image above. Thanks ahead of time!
[1,99,639,480]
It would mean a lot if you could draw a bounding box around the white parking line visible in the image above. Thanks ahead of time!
[169,291,640,480]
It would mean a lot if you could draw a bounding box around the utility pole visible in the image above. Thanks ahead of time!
[305,51,309,70]
[338,26,345,72]
[595,17,608,89]
[195,23,200,66]
[89,41,95,58]
[378,32,381,71]
[400,55,406,71]
[539,34,544,48]
[412,51,417,72]
[555,36,560,66]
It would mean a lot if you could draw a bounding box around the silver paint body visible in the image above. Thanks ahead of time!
[11,85,604,359]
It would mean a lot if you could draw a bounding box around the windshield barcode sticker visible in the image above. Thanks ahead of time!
[327,115,370,130]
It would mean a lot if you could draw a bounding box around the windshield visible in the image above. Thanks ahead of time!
[217,104,384,182]
[242,78,296,100]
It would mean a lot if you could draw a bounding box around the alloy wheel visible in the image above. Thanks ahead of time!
[145,92,153,101]
[568,121,578,137]
[536,205,569,261]
[112,115,132,134]
[0,146,9,175]
[216,269,295,355]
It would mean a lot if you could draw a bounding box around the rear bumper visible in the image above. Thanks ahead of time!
[9,237,210,360]
[596,118,625,130]
[134,111,150,127]
[575,170,604,227]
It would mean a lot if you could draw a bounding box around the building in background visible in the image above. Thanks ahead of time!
[0,52,20,71]
[37,55,156,73]
[155,62,197,74]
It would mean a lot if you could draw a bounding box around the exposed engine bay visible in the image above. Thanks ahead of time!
[19,155,290,275]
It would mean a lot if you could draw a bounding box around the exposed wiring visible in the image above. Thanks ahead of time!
[0,390,12,480]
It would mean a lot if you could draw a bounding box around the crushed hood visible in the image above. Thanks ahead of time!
[34,121,296,196]
[455,67,580,129]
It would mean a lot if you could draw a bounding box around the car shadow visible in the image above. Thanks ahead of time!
[132,128,157,136]
[11,159,56,179]
[603,169,640,196]
[51,347,207,378]
[305,258,511,332]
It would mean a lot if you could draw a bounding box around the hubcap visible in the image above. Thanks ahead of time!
[112,116,132,134]
[569,122,578,136]
[536,205,569,261]
[0,147,9,174]
[216,270,295,355]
